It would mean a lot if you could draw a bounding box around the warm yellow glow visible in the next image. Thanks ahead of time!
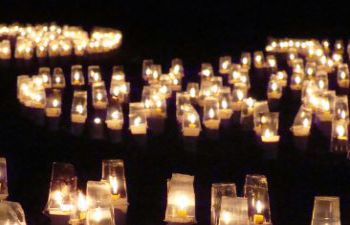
[111,111,119,119]
[336,124,346,138]
[109,175,119,195]
[188,113,197,125]
[263,129,273,139]
[208,108,215,119]
[74,72,80,81]
[76,104,84,114]
[134,116,142,126]
[55,76,61,83]
[92,207,103,222]
[77,191,88,212]
[189,88,196,98]
[96,92,103,101]
[221,211,232,224]
[302,118,310,128]
[52,99,59,107]
[246,98,254,108]
[94,117,102,124]
[237,90,244,101]
[175,194,190,216]
[221,99,228,109]
[256,200,264,214]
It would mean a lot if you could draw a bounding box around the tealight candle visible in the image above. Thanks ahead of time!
[170,58,184,78]
[337,64,349,88]
[48,39,60,57]
[71,65,85,86]
[200,63,214,79]
[142,59,154,81]
[332,119,348,141]
[291,106,312,137]
[92,82,108,109]
[0,40,11,59]
[241,52,251,69]
[106,103,124,130]
[218,87,233,119]
[39,67,52,88]
[45,89,62,117]
[186,82,199,100]
[254,51,264,68]
[112,65,126,81]
[182,106,201,137]
[52,67,66,89]
[228,64,242,85]
[316,91,335,122]
[334,96,349,121]
[232,83,248,111]
[88,65,102,84]
[267,80,282,99]
[129,102,147,135]
[148,64,162,84]
[203,97,221,129]
[290,72,304,90]
[219,56,232,74]
[71,91,87,123]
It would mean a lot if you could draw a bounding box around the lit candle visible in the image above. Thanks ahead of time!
[182,107,201,137]
[253,200,265,224]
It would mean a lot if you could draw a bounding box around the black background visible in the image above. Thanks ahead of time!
[1,1,350,225]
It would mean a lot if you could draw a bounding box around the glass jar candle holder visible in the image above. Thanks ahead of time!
[200,63,214,79]
[259,112,279,143]
[0,40,11,59]
[253,101,270,134]
[171,58,184,78]
[203,97,221,130]
[244,174,272,225]
[52,67,66,89]
[106,102,124,130]
[45,89,62,117]
[71,65,85,86]
[101,159,128,209]
[232,83,248,111]
[337,64,349,88]
[305,62,317,80]
[254,51,264,69]
[142,59,154,81]
[0,158,8,200]
[311,196,341,225]
[240,52,251,69]
[272,70,288,87]
[17,75,31,103]
[148,64,162,84]
[316,91,336,122]
[88,65,102,84]
[71,90,87,123]
[290,72,304,90]
[45,162,77,215]
[219,56,232,74]
[291,58,304,74]
[38,67,52,88]
[265,55,277,71]
[334,40,344,53]
[176,92,191,123]
[110,80,130,103]
[315,71,329,91]
[92,81,108,109]
[48,39,60,57]
[182,106,201,137]
[334,96,349,121]
[332,119,348,141]
[186,82,199,101]
[129,102,147,135]
[209,76,224,96]
[321,40,330,53]
[290,105,313,136]
[218,87,233,119]
[69,191,88,224]
[112,65,125,81]
[15,37,34,59]
[149,93,167,118]
[240,97,256,122]
[36,43,48,58]
[211,183,237,225]
[59,39,73,56]
[267,80,282,100]
[0,201,27,225]
[218,197,249,225]
[169,72,182,91]
[164,173,196,224]
[228,64,242,85]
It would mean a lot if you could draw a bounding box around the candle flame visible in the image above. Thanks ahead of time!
[109,175,119,194]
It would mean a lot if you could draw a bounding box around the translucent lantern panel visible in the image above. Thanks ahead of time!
[71,91,87,123]
[291,106,313,136]
[311,196,341,225]
[211,183,237,225]
[0,201,27,225]
[218,197,249,225]
[92,82,108,109]
[106,102,124,130]
[52,67,66,89]
[71,65,85,86]
[182,106,201,137]
[219,56,232,74]
[0,158,8,200]
[88,65,102,84]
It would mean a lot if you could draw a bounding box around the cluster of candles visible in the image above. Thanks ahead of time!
[45,160,127,225]
[0,158,27,225]
[0,23,122,59]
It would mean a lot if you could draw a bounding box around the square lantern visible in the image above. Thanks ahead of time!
[129,102,147,135]
[0,40,11,59]
[45,162,77,215]
[0,158,8,200]
[45,89,62,117]
[110,80,130,103]
[203,97,221,130]
[311,196,341,225]
[0,201,27,225]
[88,65,102,84]
[36,43,48,58]
[142,59,154,81]
[315,71,329,91]
[316,91,336,122]
[334,96,349,121]
[218,87,233,119]
[71,90,87,123]
[171,58,185,78]
[332,119,348,141]
[164,173,196,224]
[101,160,128,209]
[48,39,60,57]
[176,92,191,122]
[254,51,264,69]
[148,64,162,84]
[218,197,249,225]
[265,55,277,71]
[200,63,214,80]
[211,183,237,225]
[52,67,66,89]
[219,56,232,74]
[244,175,272,225]
[182,105,201,137]
[71,65,85,86]
[228,64,242,85]
[240,52,251,69]
[305,62,317,81]
[290,106,313,137]
[106,102,124,130]
[337,64,349,88]
[69,191,88,224]
[38,67,52,88]
[186,82,199,101]
[59,39,73,56]
[289,72,304,90]
[240,97,256,122]
[92,81,108,109]
[267,79,282,100]
[86,181,115,225]
[111,65,125,81]
[260,112,280,143]
[232,83,248,111]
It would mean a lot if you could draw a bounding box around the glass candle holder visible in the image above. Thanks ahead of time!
[209,76,224,96]
[148,64,162,84]
[106,102,124,130]
[17,75,31,103]
[316,91,336,122]
[334,96,349,121]
[305,62,317,80]
[291,58,304,74]
[169,72,182,91]
[71,91,87,123]
[334,40,344,53]
[315,72,329,91]
[211,183,237,225]
[71,65,85,86]
[253,101,270,133]
[45,89,62,117]
[176,92,191,122]
[171,58,184,78]
[321,40,330,53]
[265,55,277,71]
[88,65,102,84]
[59,39,73,56]
[203,97,221,129]
[28,80,46,109]
[218,87,233,119]
[254,51,264,69]
[69,191,88,224]
[0,201,27,225]
[112,65,125,81]
[86,181,115,225]
[259,112,279,143]
[36,42,48,58]
[290,105,313,136]
[244,174,272,225]
[15,37,34,59]
[232,83,248,111]
[92,81,108,109]
[337,64,349,88]
[52,67,66,89]
[164,173,196,224]
[272,70,288,87]
[219,56,232,74]
[332,52,343,66]
[0,158,8,200]
[110,80,130,103]
[142,59,154,81]
[45,162,77,215]
[198,80,215,105]
[241,52,251,69]
[73,39,87,56]
[38,67,52,88]
[48,39,60,57]
[149,93,167,118]
[311,196,341,225]
[186,82,199,100]
[158,75,173,98]
[267,80,282,100]
[129,102,147,135]
[290,72,304,90]
[218,197,249,225]
[228,64,242,85]
[0,40,11,59]
[101,160,128,209]
[332,119,348,141]
[200,63,214,79]
[240,97,256,122]
[182,106,201,137]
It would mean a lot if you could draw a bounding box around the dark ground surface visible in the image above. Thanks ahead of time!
[2,1,350,225]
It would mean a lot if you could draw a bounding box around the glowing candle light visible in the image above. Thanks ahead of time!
[71,65,85,86]
[203,97,220,129]
[219,56,232,74]
[129,102,147,135]
[291,106,313,136]
[52,67,66,89]
[45,89,62,117]
[254,51,264,68]
[71,91,87,123]
[182,106,201,137]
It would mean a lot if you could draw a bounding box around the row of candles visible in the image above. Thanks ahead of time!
[0,23,122,59]
[0,157,342,225]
